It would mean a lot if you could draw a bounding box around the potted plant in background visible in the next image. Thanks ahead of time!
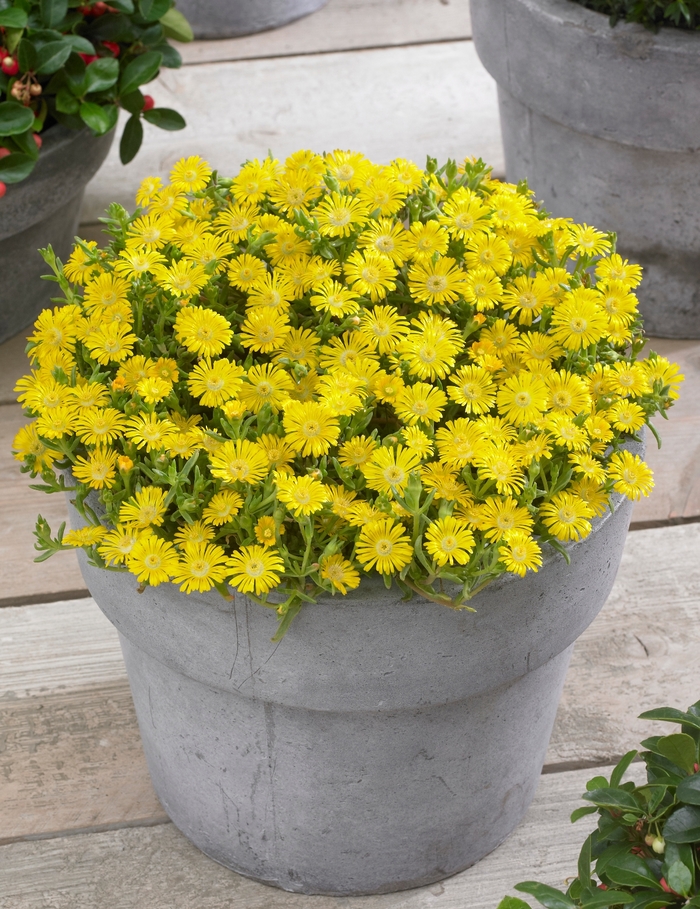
[13,150,681,895]
[0,0,192,345]
[498,698,700,909]
[174,0,329,40]
[470,0,700,340]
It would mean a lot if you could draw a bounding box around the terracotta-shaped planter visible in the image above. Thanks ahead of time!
[67,454,637,895]
[176,0,329,39]
[470,0,700,339]
[0,126,114,346]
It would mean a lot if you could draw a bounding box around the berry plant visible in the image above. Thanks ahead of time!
[571,0,700,30]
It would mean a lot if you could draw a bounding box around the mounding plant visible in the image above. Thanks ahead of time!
[571,0,700,30]
[498,698,700,909]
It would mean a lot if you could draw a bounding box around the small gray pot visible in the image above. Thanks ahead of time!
[470,0,700,339]
[176,0,329,39]
[67,472,635,895]
[0,125,114,346]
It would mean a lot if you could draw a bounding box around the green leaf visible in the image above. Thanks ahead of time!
[640,707,700,732]
[40,0,68,28]
[580,891,634,908]
[109,0,135,11]
[599,852,662,890]
[84,57,119,93]
[119,112,143,164]
[0,152,36,184]
[655,734,697,774]
[610,750,639,788]
[63,35,96,55]
[0,7,28,27]
[36,39,73,75]
[578,834,592,887]
[663,805,700,843]
[586,776,610,791]
[143,107,185,130]
[55,87,80,114]
[582,788,641,813]
[497,899,532,909]
[79,101,117,135]
[119,50,162,97]
[665,860,692,897]
[120,89,145,114]
[628,895,673,909]
[571,805,598,823]
[514,883,575,909]
[18,38,38,72]
[0,101,35,136]
[677,771,700,805]
[140,0,171,20]
[152,40,181,68]
[159,6,193,42]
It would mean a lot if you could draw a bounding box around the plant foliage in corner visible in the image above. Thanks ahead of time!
[498,698,700,909]
[570,0,700,30]
[0,0,192,192]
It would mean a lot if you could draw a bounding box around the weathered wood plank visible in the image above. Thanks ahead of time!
[80,41,503,222]
[0,764,644,909]
[0,406,87,607]
[179,0,472,66]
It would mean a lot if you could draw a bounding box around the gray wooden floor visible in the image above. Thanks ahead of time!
[1,1,700,905]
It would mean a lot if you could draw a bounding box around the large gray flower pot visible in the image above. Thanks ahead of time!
[176,0,329,39]
[470,0,700,339]
[68,486,633,895]
[0,125,114,346]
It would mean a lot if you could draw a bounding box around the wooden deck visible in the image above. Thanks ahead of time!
[1,1,700,904]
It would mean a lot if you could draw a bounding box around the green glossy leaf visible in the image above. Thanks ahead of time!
[0,152,36,184]
[84,57,119,93]
[0,7,28,27]
[79,101,118,135]
[36,39,73,74]
[665,860,692,897]
[143,107,185,130]
[140,0,171,20]
[18,38,38,72]
[119,112,143,164]
[610,751,639,788]
[663,805,700,843]
[580,891,634,908]
[586,776,610,792]
[55,87,80,114]
[656,734,697,773]
[582,788,642,813]
[119,50,162,97]
[514,882,575,909]
[571,805,598,823]
[11,128,39,159]
[628,894,673,909]
[63,35,96,55]
[40,0,68,28]
[497,899,532,909]
[640,707,700,732]
[676,771,700,805]
[159,6,193,41]
[0,101,35,136]
[599,852,662,890]
[119,89,145,115]
[108,0,135,11]
[152,40,181,68]
[578,834,592,886]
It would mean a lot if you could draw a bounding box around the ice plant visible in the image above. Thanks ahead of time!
[13,152,682,638]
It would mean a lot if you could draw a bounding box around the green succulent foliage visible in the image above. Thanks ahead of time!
[570,0,700,30]
[497,700,700,909]
[0,0,192,186]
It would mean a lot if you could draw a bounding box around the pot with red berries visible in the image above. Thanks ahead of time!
[175,0,329,39]
[0,0,191,344]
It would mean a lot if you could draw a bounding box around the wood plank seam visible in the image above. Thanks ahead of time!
[0,816,171,849]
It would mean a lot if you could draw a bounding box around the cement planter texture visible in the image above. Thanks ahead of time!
[470,0,700,339]
[0,126,114,346]
[175,0,329,39]
[67,479,635,896]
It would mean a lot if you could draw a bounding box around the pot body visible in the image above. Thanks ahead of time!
[0,126,114,346]
[68,481,634,895]
[470,0,700,339]
[176,0,329,39]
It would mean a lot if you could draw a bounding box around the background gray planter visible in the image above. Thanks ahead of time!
[470,0,700,339]
[0,125,114,346]
[176,0,329,39]
[66,466,636,895]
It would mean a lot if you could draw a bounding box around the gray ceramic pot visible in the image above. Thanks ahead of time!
[470,0,700,339]
[0,125,114,346]
[67,466,635,895]
[176,0,329,39]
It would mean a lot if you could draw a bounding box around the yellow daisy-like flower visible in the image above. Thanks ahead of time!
[84,322,138,365]
[478,496,534,542]
[231,158,278,205]
[371,370,406,405]
[136,376,173,404]
[154,260,209,300]
[496,372,549,426]
[209,439,269,485]
[407,257,467,307]
[247,271,295,312]
[424,516,475,566]
[608,400,647,433]
[35,405,78,439]
[343,249,397,302]
[275,326,320,368]
[475,445,526,496]
[28,305,81,360]
[310,280,360,317]
[170,156,213,193]
[83,273,132,312]
[447,365,495,414]
[358,219,411,265]
[420,463,471,505]
[72,448,119,489]
[356,519,413,575]
[569,452,607,484]
[127,533,181,586]
[227,545,284,596]
[227,253,268,291]
[606,362,649,398]
[546,415,589,452]
[174,521,216,546]
[98,525,140,565]
[394,382,447,425]
[501,274,555,326]
[257,433,296,471]
[254,515,280,547]
[498,532,542,577]
[64,241,99,285]
[319,554,361,594]
[551,288,609,350]
[239,308,291,353]
[438,187,491,241]
[12,422,57,472]
[124,413,178,452]
[283,400,340,457]
[362,445,422,498]
[172,541,230,594]
[135,175,163,207]
[570,477,609,517]
[63,525,108,548]
[540,491,594,542]
[435,419,486,467]
[567,223,611,258]
[114,247,166,280]
[463,268,503,312]
[238,363,294,414]
[275,472,329,516]
[338,435,378,469]
[125,214,175,250]
[315,191,370,238]
[174,306,233,358]
[358,305,410,355]
[546,370,592,417]
[595,253,643,288]
[187,358,245,408]
[402,426,434,459]
[202,490,244,525]
[119,487,168,528]
[464,233,512,275]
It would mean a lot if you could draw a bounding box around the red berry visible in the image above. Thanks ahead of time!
[79,53,99,64]
[0,182,6,199]
[142,94,155,112]
[102,40,120,57]
[0,148,10,159]
[77,4,91,12]
[92,1,108,14]
[33,133,42,149]
[1,55,19,76]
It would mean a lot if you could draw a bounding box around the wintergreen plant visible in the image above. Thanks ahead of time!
[571,0,700,30]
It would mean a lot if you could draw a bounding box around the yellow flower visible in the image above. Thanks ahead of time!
[606,362,650,398]
[124,413,178,452]
[595,254,643,288]
[172,541,230,594]
[135,175,163,207]
[464,233,512,275]
[98,525,140,565]
[315,191,371,239]
[247,271,295,311]
[319,554,361,594]
[63,525,108,547]
[343,250,396,302]
[310,280,360,317]
[407,257,467,307]
[462,268,503,312]
[478,496,533,542]
[254,516,280,547]
[356,519,413,575]
[209,439,269,485]
[405,220,449,261]
[154,260,209,300]
[202,490,244,525]
[501,274,555,326]
[420,463,471,504]
[551,288,609,350]
[358,305,409,355]
[120,487,168,528]
[435,419,486,467]
[394,382,447,425]
[438,187,490,241]
[257,433,296,471]
[608,400,647,433]
[174,521,216,546]
[136,376,173,404]
[362,445,422,498]
[569,452,606,484]
[127,533,181,585]
[540,491,594,541]
[227,545,284,596]
[126,214,175,250]
[275,472,329,516]
[28,305,81,359]
[358,219,410,265]
[570,477,609,517]
[231,158,278,204]
[475,445,526,496]
[401,426,434,459]
[496,372,549,426]
[568,223,611,258]
[227,253,267,290]
[238,363,294,413]
[425,517,475,566]
[174,306,233,358]
[72,448,119,489]
[498,532,542,576]
[283,400,340,457]
[35,406,78,439]
[12,422,57,472]
[546,370,592,416]
[64,241,99,285]
[447,365,495,414]
[170,156,213,193]
[275,327,320,368]
[83,273,131,312]
[239,308,291,353]
[268,169,322,214]
[188,358,245,408]
[84,322,138,365]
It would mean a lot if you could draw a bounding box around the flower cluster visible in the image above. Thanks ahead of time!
[13,151,682,635]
